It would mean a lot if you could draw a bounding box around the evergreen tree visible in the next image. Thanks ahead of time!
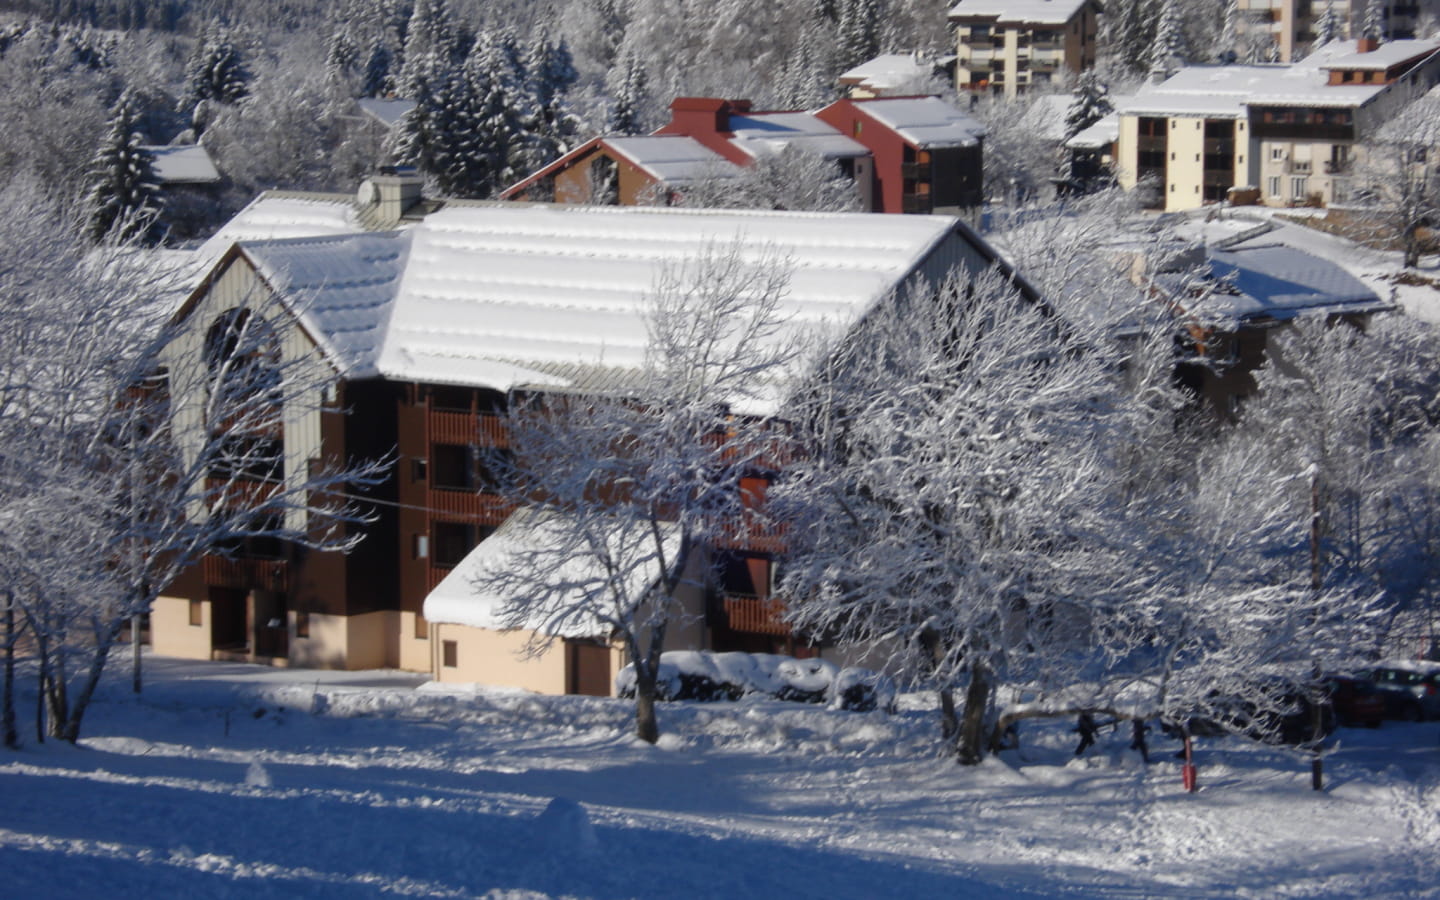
[179,27,250,134]
[837,0,884,71]
[1315,3,1340,45]
[466,34,524,196]
[325,27,362,90]
[397,0,458,95]
[84,91,157,243]
[607,50,649,135]
[776,17,837,108]
[1149,0,1188,77]
[1362,0,1386,41]
[520,34,583,174]
[1064,71,1113,142]
[361,38,394,97]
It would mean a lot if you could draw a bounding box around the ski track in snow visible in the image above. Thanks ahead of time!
[2,657,1439,899]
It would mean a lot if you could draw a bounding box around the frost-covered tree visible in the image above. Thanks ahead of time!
[479,245,798,744]
[606,49,650,135]
[83,90,157,243]
[1063,71,1113,143]
[677,146,862,211]
[397,0,459,94]
[1353,89,1440,268]
[1362,0,1386,41]
[836,0,885,71]
[518,33,583,171]
[778,267,1132,763]
[1314,3,1341,46]
[0,182,386,743]
[179,26,250,134]
[1150,0,1189,76]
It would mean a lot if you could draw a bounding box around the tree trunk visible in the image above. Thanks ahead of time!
[60,619,126,743]
[955,663,992,765]
[938,687,958,742]
[3,591,16,749]
[45,641,69,741]
[131,614,142,694]
[34,629,48,744]
[634,666,659,745]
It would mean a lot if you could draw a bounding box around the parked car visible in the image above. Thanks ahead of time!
[1163,681,1334,746]
[1360,662,1440,720]
[1325,675,1391,727]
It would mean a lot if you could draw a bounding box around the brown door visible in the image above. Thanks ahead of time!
[566,640,611,696]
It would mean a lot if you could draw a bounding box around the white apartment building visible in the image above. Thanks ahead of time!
[1236,0,1440,62]
[949,0,1100,97]
[1115,38,1440,212]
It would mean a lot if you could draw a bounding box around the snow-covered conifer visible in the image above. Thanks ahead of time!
[84,91,157,244]
[606,50,649,135]
[1063,71,1113,142]
[1149,0,1188,77]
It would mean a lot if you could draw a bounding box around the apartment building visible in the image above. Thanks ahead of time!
[1236,0,1440,63]
[1115,37,1440,211]
[949,0,1101,97]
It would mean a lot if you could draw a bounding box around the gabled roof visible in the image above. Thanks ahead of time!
[205,201,982,415]
[1179,243,1391,325]
[726,112,870,159]
[847,96,986,148]
[197,193,362,261]
[357,97,416,128]
[605,135,742,182]
[144,145,221,185]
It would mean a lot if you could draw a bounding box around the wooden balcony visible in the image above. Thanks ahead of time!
[203,555,289,592]
[714,518,788,554]
[721,594,789,636]
[900,162,932,180]
[902,193,933,214]
[429,488,514,524]
[428,410,508,447]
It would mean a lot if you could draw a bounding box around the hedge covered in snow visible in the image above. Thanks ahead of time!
[615,651,896,713]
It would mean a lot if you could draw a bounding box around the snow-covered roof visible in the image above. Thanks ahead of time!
[1120,39,1440,117]
[197,193,363,262]
[144,145,221,185]
[839,53,944,94]
[1187,243,1390,323]
[423,507,679,634]
[852,97,985,148]
[727,112,870,159]
[605,135,742,183]
[218,201,971,413]
[242,231,410,379]
[357,97,416,128]
[949,0,1094,24]
[1066,111,1120,149]
[1319,39,1440,70]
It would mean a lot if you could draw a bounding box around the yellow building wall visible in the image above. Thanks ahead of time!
[431,623,570,693]
[1165,117,1207,212]
[397,611,433,673]
[288,611,393,669]
[151,595,212,659]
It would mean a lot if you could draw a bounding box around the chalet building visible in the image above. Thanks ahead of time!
[499,96,985,214]
[949,0,1101,97]
[1120,234,1391,416]
[1114,38,1440,212]
[151,171,1019,694]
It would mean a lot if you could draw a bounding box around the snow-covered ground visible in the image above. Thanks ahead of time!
[3,655,1438,899]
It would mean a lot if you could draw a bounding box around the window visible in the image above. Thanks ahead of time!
[411,457,428,481]
[415,613,428,640]
[431,443,473,490]
[295,609,309,639]
[413,533,429,560]
[1291,175,1309,198]
[442,640,458,668]
[1267,176,1281,196]
[1271,147,1286,161]
[189,599,203,627]
[433,522,475,568]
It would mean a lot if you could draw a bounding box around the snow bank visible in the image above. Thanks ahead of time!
[615,651,896,712]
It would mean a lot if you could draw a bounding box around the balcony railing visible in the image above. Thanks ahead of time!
[205,476,283,511]
[1323,159,1351,174]
[203,555,289,592]
[721,594,789,636]
[902,193,933,214]
[714,518,788,553]
[900,162,931,180]
[429,488,514,523]
[429,410,508,447]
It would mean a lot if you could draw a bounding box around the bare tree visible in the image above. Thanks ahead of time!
[1351,88,1440,268]
[0,183,386,744]
[777,267,1135,763]
[478,243,799,744]
[675,146,862,212]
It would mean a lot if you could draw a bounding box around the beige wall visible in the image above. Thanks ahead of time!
[152,595,213,659]
[1165,117,1207,212]
[397,611,433,673]
[288,610,392,669]
[431,623,570,693]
